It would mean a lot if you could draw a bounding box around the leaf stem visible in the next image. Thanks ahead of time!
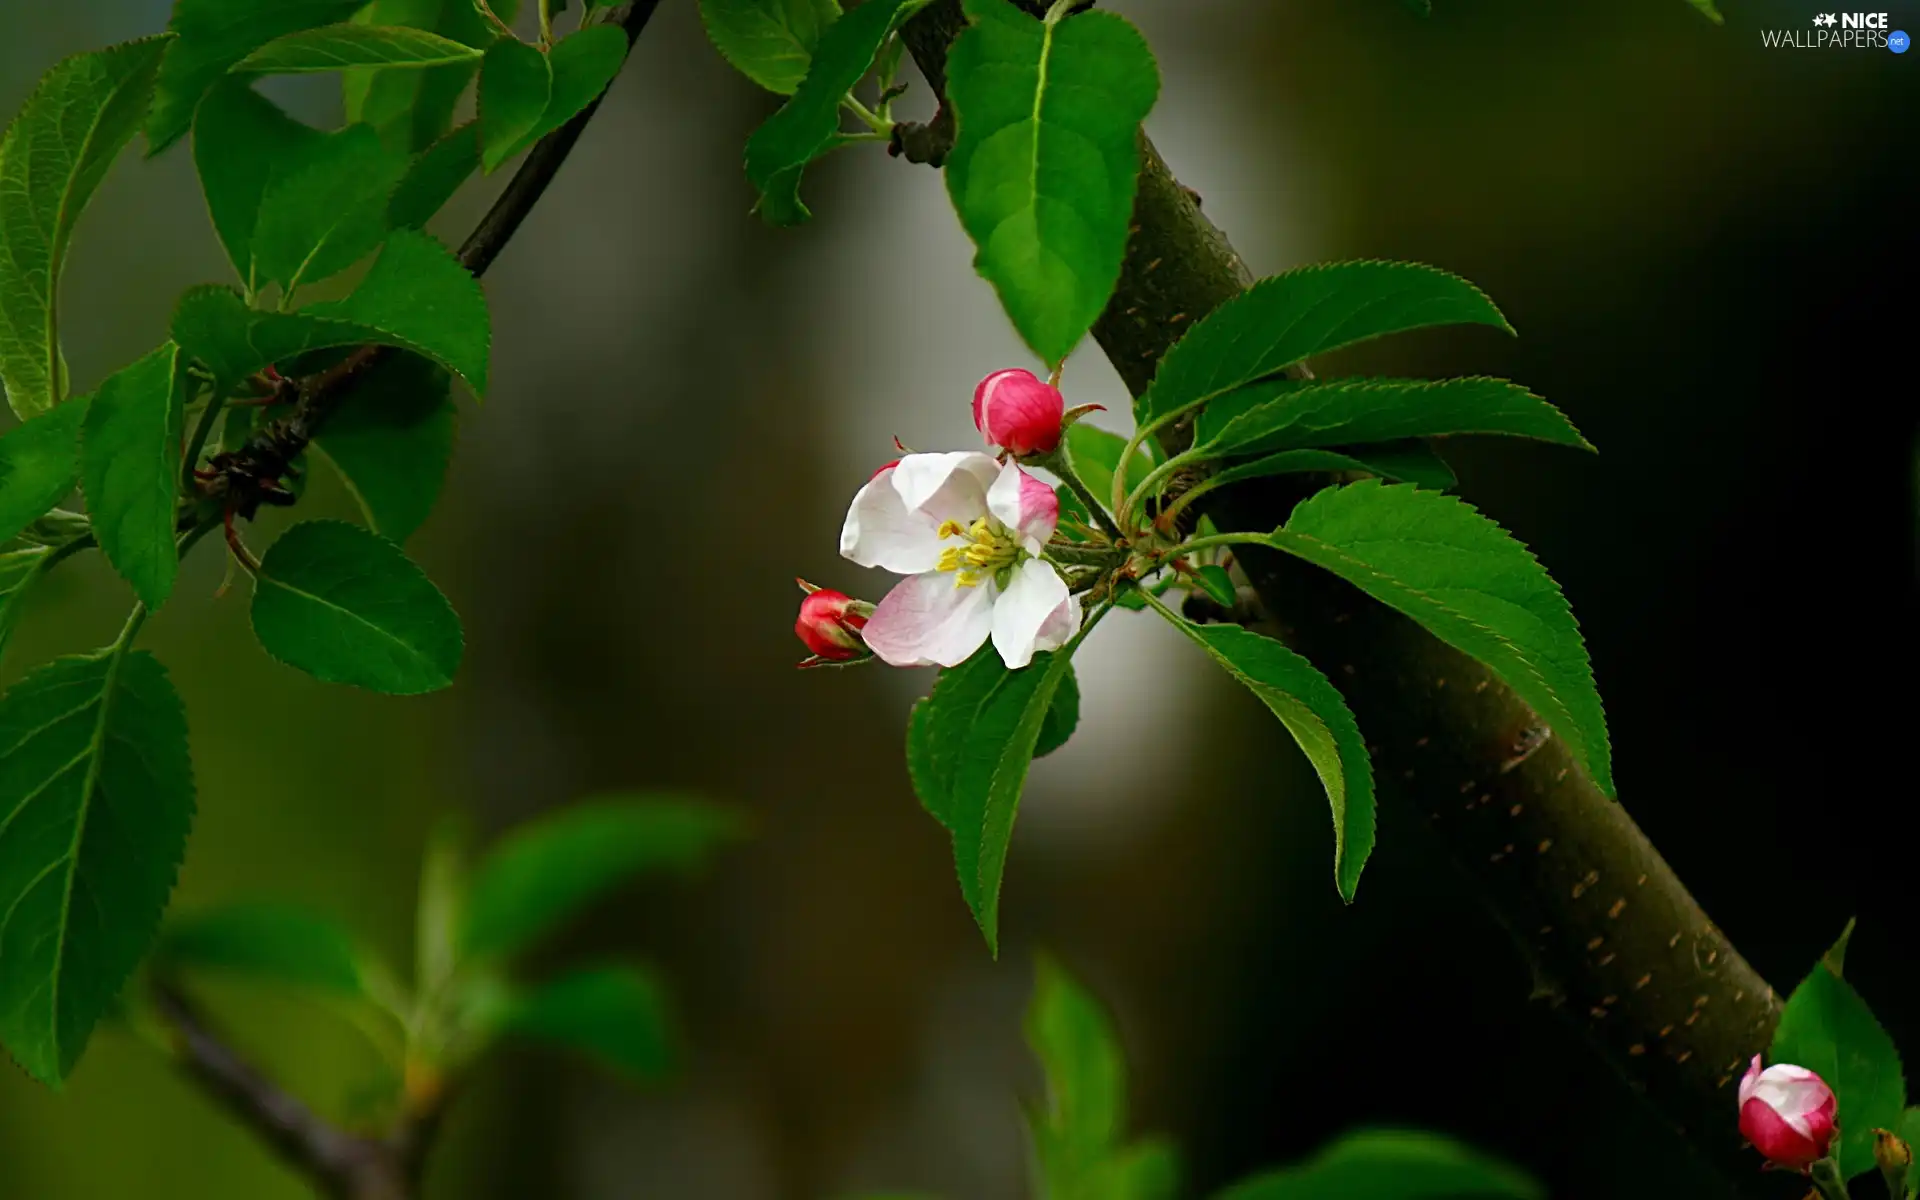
[1810,1159,1853,1200]
[841,93,892,135]
[474,0,516,38]
[181,391,226,492]
[538,0,554,46]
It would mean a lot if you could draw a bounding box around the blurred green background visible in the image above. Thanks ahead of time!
[1,1,1913,1197]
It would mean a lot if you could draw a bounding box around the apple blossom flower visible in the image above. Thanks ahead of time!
[973,368,1065,457]
[840,451,1081,669]
[1738,1055,1838,1171]
[794,581,872,662]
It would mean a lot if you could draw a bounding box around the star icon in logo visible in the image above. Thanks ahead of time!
[1813,12,1838,25]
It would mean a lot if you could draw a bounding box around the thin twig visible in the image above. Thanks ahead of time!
[148,6,669,1196]
[153,984,410,1200]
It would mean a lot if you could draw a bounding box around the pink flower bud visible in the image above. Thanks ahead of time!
[1739,1056,1837,1171]
[973,368,1065,456]
[795,583,872,662]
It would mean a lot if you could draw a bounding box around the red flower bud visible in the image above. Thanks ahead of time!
[794,582,872,662]
[1739,1056,1837,1171]
[973,368,1065,456]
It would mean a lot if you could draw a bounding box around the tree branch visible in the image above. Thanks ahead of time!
[899,1,1779,1186]
[152,983,412,1200]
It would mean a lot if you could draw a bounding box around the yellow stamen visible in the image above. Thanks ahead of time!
[954,570,984,587]
[936,519,966,540]
[936,547,966,572]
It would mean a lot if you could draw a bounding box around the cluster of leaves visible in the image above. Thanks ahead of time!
[850,956,1543,1200]
[702,0,1608,950]
[1770,923,1919,1190]
[0,0,634,1087]
[152,795,741,1114]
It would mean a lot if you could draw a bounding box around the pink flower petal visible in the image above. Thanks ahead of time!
[863,571,997,667]
[986,461,1058,552]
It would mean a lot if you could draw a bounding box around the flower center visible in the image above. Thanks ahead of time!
[934,517,1019,588]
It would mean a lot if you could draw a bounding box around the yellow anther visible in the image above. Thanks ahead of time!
[954,570,984,588]
[936,519,966,540]
[964,544,997,566]
[936,547,966,572]
[967,517,992,541]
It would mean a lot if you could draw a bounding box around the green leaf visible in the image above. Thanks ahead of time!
[0,401,88,545]
[498,964,674,1082]
[253,123,406,294]
[389,123,481,230]
[477,37,552,172]
[156,902,375,996]
[0,648,195,1086]
[525,26,629,145]
[1193,565,1236,608]
[235,24,483,73]
[1250,480,1614,799]
[307,229,492,396]
[1156,616,1374,900]
[251,519,464,694]
[460,797,743,960]
[347,0,501,155]
[151,0,368,153]
[173,247,489,401]
[414,814,468,993]
[742,0,922,225]
[1063,424,1150,516]
[313,352,455,542]
[1204,442,1457,493]
[1191,377,1591,460]
[1687,0,1725,24]
[1771,926,1906,1180]
[0,547,53,666]
[945,0,1160,366]
[913,645,1080,953]
[1215,1129,1543,1200]
[1027,954,1127,1184]
[699,0,843,95]
[1107,1140,1181,1200]
[191,79,327,291]
[1033,664,1079,759]
[0,37,171,420]
[905,644,1002,820]
[1136,262,1512,429]
[80,345,186,612]
[1402,0,1434,15]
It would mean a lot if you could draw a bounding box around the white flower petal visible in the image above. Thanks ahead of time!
[991,559,1075,670]
[863,571,997,667]
[841,466,949,573]
[891,451,1000,526]
[986,461,1059,553]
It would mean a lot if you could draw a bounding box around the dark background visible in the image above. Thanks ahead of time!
[0,0,1913,1197]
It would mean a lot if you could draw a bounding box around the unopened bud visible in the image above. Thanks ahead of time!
[1739,1056,1837,1172]
[973,368,1065,456]
[794,580,873,664]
